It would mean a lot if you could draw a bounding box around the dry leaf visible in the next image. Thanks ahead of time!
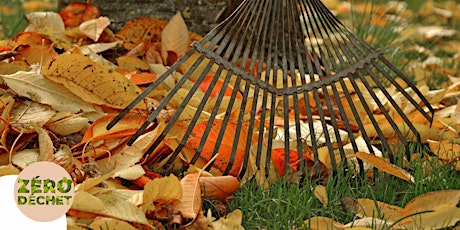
[59,2,100,27]
[211,209,244,230]
[78,113,147,146]
[304,216,343,230]
[47,114,89,136]
[177,173,202,219]
[399,204,460,229]
[142,174,182,213]
[161,12,189,65]
[88,217,138,230]
[199,175,240,199]
[1,69,101,113]
[401,190,460,216]
[79,16,110,41]
[428,139,460,160]
[10,100,56,132]
[12,149,40,169]
[31,122,54,162]
[355,152,415,183]
[115,165,145,180]
[0,164,20,176]
[43,53,146,109]
[356,198,403,223]
[24,11,65,39]
[313,185,328,207]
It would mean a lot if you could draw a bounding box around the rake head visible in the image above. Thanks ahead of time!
[108,0,434,180]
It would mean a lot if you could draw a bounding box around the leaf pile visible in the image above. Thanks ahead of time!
[0,0,459,229]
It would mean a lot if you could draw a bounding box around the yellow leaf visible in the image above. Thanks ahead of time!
[399,204,460,229]
[304,216,343,230]
[0,164,20,176]
[313,185,328,207]
[88,217,138,230]
[1,69,100,113]
[71,191,106,212]
[402,190,460,216]
[177,173,202,219]
[211,209,244,230]
[76,172,114,192]
[428,139,460,160]
[43,53,146,109]
[142,174,182,213]
[356,198,403,223]
[355,152,415,183]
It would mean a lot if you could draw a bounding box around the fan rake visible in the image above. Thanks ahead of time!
[107,0,434,180]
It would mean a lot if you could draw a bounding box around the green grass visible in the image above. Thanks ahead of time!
[226,152,460,229]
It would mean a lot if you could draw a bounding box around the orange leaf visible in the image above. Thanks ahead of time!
[127,72,158,85]
[271,148,299,177]
[178,119,254,176]
[197,74,243,99]
[59,2,100,27]
[76,113,147,147]
[12,31,52,46]
[199,175,240,199]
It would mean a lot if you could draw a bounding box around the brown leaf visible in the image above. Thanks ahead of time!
[199,175,240,199]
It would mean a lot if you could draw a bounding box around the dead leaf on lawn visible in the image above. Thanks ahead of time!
[355,151,415,183]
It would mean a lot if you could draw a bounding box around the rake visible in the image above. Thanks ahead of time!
[107,0,434,179]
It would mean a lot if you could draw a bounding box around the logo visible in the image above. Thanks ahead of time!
[14,162,75,222]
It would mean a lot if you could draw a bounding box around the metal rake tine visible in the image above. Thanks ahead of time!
[378,56,435,122]
[124,52,208,146]
[106,49,194,131]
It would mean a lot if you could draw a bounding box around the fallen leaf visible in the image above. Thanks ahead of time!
[211,209,244,230]
[177,173,202,219]
[43,53,146,109]
[142,174,182,213]
[88,217,138,230]
[355,152,415,183]
[313,185,328,207]
[79,16,110,41]
[59,2,100,27]
[161,12,189,65]
[199,175,240,199]
[1,69,101,113]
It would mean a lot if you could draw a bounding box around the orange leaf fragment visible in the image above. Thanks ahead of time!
[126,72,158,85]
[12,31,52,46]
[271,148,299,177]
[198,74,243,100]
[355,152,415,183]
[199,175,240,199]
[182,119,254,176]
[76,113,147,148]
[59,2,100,27]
